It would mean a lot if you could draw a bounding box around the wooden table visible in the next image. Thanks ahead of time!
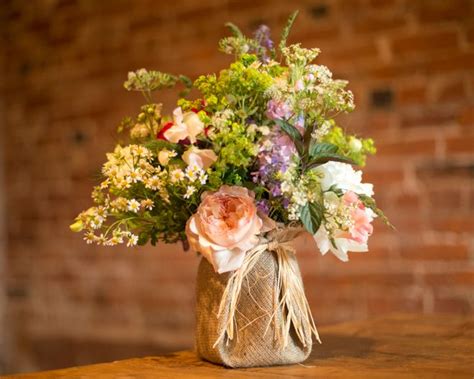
[6,314,474,378]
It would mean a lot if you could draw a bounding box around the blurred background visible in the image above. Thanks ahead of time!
[0,0,473,375]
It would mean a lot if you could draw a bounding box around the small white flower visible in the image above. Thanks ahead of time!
[84,232,96,244]
[185,165,201,181]
[127,234,138,247]
[128,169,142,183]
[258,126,270,136]
[100,179,110,189]
[199,171,208,185]
[184,185,196,199]
[170,169,185,183]
[141,199,154,210]
[127,199,140,213]
[146,175,161,190]
[311,120,331,141]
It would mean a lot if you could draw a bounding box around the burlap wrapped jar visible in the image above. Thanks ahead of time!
[195,228,319,368]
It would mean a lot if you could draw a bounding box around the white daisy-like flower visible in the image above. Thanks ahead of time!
[184,185,196,199]
[170,169,185,183]
[100,179,110,189]
[128,169,142,183]
[185,165,201,181]
[146,175,161,190]
[199,171,208,185]
[127,199,140,213]
[127,234,139,247]
[141,199,154,210]
[84,232,96,244]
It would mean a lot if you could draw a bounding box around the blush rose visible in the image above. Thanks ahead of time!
[185,185,263,273]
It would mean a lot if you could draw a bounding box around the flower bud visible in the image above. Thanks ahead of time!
[349,137,362,152]
[70,220,83,232]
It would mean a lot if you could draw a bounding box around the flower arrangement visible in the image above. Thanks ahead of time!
[71,12,390,367]
[71,17,387,261]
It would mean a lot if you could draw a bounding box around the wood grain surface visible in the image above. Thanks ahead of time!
[5,314,474,378]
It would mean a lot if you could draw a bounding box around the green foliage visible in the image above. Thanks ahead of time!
[279,10,299,54]
[323,126,376,166]
[300,202,324,234]
[212,121,259,171]
[124,69,178,92]
[275,119,304,155]
[195,55,274,120]
[308,142,338,157]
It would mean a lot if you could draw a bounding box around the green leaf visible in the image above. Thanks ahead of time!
[275,119,304,155]
[279,10,299,53]
[307,153,356,168]
[179,75,193,88]
[178,75,193,97]
[144,139,180,151]
[300,202,324,234]
[138,232,150,246]
[309,142,339,158]
[358,195,394,229]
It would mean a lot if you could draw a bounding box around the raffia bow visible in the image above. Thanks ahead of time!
[214,226,321,349]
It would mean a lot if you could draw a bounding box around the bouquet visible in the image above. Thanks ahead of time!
[71,12,389,368]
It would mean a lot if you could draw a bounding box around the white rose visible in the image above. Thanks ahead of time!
[314,161,373,196]
[182,146,217,169]
[164,107,205,144]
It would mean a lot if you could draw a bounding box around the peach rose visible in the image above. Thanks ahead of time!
[185,185,263,273]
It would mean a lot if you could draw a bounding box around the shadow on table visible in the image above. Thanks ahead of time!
[310,334,374,360]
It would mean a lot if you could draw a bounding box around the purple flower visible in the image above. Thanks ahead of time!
[254,25,274,50]
[254,25,274,62]
[252,131,297,211]
[294,113,305,134]
[266,99,292,121]
[256,199,270,215]
[270,184,282,197]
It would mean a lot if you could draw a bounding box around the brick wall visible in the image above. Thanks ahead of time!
[1,0,473,374]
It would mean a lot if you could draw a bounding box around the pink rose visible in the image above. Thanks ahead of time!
[185,185,263,273]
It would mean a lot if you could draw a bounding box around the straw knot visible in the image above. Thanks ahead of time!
[267,240,279,251]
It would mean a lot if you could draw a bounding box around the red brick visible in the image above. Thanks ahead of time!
[400,106,459,128]
[397,83,428,106]
[411,0,474,24]
[459,106,474,127]
[389,29,460,57]
[352,14,407,34]
[434,79,469,103]
[377,138,437,157]
[400,243,470,261]
[425,271,474,286]
[446,136,474,154]
[427,188,466,211]
[431,215,474,233]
